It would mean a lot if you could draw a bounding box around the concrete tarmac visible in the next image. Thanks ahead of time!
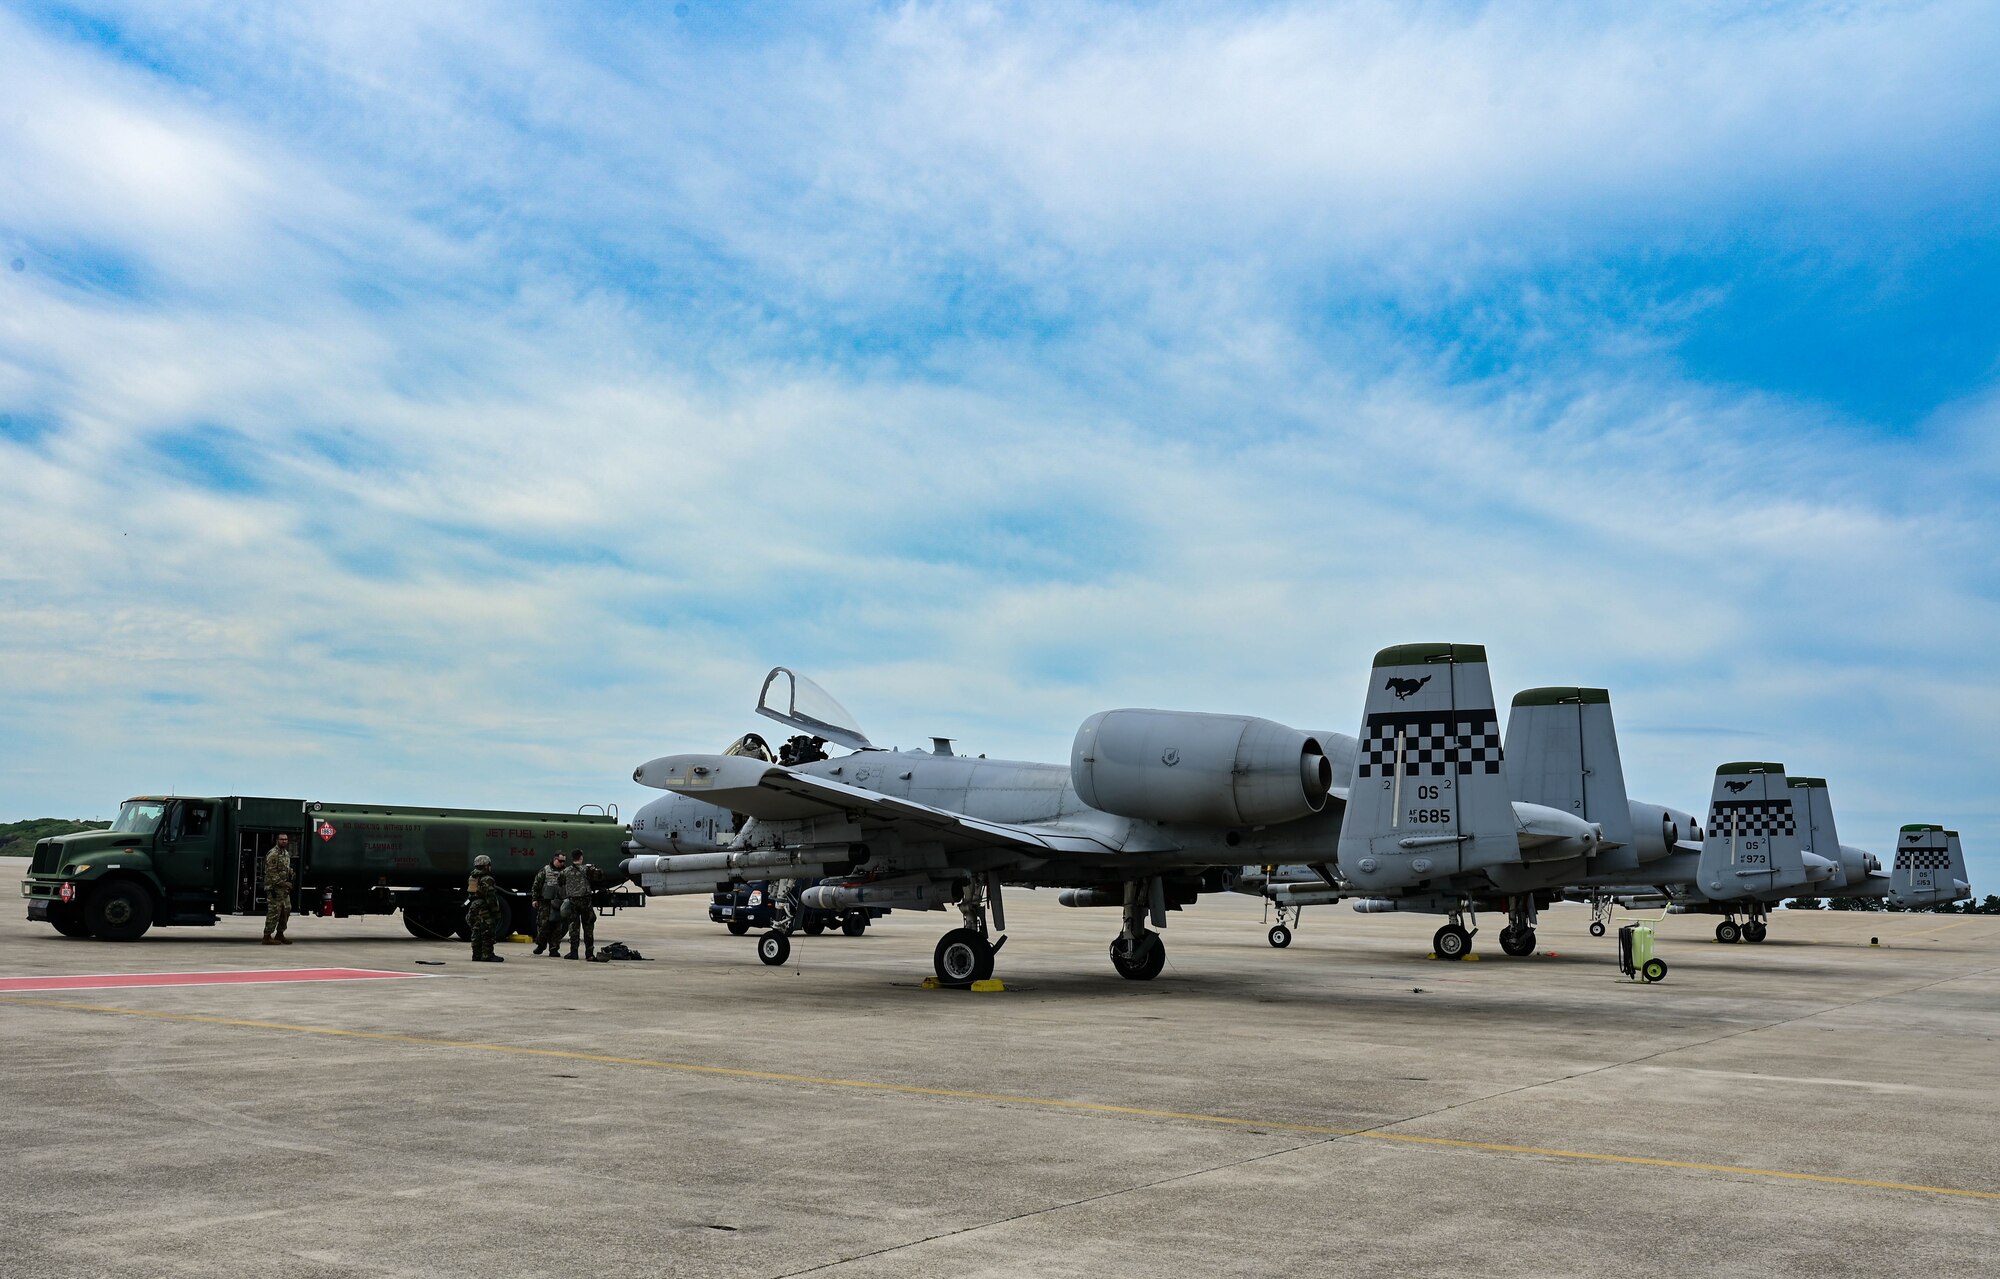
[4,860,1997,1278]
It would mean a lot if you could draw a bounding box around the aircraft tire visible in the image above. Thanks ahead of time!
[757,930,791,966]
[842,913,867,937]
[1641,958,1668,983]
[1500,927,1536,957]
[1267,924,1292,949]
[1589,921,1607,938]
[1432,924,1472,960]
[726,919,750,935]
[85,881,154,942]
[1715,920,1740,944]
[1743,921,1768,943]
[1109,931,1166,980]
[933,929,993,986]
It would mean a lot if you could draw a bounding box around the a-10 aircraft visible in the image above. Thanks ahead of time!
[623,655,1617,986]
[1253,657,1706,958]
[625,666,1348,984]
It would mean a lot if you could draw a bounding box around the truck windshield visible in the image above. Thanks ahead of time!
[109,801,168,834]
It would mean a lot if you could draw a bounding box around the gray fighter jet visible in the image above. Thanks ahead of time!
[624,667,1348,985]
[1300,649,1695,957]
[1247,679,1700,951]
[1887,825,1971,909]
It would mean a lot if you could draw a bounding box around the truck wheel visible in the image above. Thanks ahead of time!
[402,905,456,940]
[803,917,826,936]
[48,901,92,938]
[86,882,154,941]
[727,919,750,936]
[841,913,867,937]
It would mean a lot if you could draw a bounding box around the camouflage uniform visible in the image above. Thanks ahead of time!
[262,844,295,943]
[560,859,599,958]
[528,860,564,955]
[467,861,503,961]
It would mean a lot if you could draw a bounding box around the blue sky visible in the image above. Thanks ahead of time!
[2,1,1997,890]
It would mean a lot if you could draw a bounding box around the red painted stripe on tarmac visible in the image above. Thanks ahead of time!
[0,968,427,993]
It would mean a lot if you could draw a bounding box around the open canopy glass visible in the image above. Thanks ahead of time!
[755,667,873,751]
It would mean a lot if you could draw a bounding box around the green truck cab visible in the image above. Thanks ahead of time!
[21,795,638,942]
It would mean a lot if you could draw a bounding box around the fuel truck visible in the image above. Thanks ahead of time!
[20,794,637,941]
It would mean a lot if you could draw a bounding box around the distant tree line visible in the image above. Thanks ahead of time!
[1787,895,2000,914]
[0,818,110,853]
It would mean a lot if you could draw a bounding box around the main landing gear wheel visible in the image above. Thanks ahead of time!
[1432,923,1472,960]
[933,928,995,986]
[841,913,867,937]
[1589,921,1607,938]
[1641,957,1669,983]
[1743,921,1768,944]
[1110,931,1167,981]
[1267,924,1293,949]
[1499,926,1537,957]
[726,919,750,936]
[757,930,791,966]
[1715,920,1741,944]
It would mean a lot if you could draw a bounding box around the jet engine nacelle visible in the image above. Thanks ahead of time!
[1627,802,1700,863]
[1070,709,1333,827]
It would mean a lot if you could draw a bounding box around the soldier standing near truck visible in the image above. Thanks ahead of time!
[261,834,295,945]
[468,854,504,963]
[559,854,599,960]
[529,851,566,955]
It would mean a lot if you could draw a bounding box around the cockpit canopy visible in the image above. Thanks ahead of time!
[756,667,873,752]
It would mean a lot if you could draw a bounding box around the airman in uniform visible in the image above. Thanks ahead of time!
[529,851,567,955]
[468,854,504,962]
[559,854,601,960]
[261,834,295,945]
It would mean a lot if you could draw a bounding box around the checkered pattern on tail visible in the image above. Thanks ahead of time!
[1355,710,1503,779]
[1707,798,1796,838]
[1895,847,1951,871]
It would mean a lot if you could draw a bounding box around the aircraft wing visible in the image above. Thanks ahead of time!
[632,753,1120,858]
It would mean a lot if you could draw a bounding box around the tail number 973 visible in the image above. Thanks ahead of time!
[1407,783,1452,825]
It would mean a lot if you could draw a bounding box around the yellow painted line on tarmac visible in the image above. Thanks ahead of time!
[8,995,1999,1204]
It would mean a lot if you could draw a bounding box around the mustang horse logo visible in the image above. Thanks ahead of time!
[1384,675,1432,701]
[1723,780,1752,794]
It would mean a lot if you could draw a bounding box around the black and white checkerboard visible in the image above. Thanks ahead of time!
[1894,848,1952,871]
[1707,798,1796,838]
[1356,710,1503,778]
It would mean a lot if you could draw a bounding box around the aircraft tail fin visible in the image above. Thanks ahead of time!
[1890,825,1971,906]
[1338,643,1516,893]
[1788,777,1839,858]
[1505,687,1635,849]
[1696,762,1806,901]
